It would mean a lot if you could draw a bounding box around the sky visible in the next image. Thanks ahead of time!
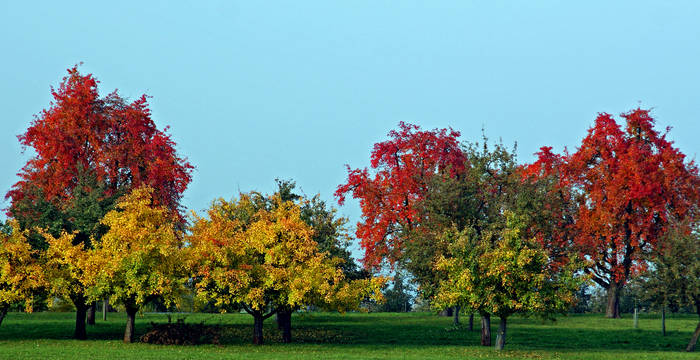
[2,1,699,259]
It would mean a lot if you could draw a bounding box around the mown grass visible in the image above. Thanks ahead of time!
[0,311,697,359]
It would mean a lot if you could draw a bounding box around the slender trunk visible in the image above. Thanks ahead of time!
[123,306,138,343]
[468,313,474,331]
[453,306,460,326]
[480,313,491,346]
[662,307,666,336]
[606,284,621,318]
[87,302,96,325]
[74,303,88,340]
[687,321,700,352]
[0,306,8,327]
[633,304,638,328]
[253,313,264,345]
[495,316,507,350]
[103,299,108,321]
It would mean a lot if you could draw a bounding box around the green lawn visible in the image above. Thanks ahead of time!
[0,311,696,359]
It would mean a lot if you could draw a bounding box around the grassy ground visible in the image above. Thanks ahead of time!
[0,311,696,359]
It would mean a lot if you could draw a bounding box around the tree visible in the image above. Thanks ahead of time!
[639,221,700,351]
[5,66,193,338]
[434,212,583,350]
[525,109,700,318]
[90,187,186,343]
[0,220,45,326]
[42,229,96,340]
[187,193,384,345]
[335,122,467,269]
[273,179,369,330]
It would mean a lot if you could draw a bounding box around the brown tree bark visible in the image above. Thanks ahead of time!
[480,313,491,346]
[453,306,460,326]
[495,316,507,350]
[87,302,96,325]
[468,313,474,331]
[103,299,108,321]
[123,305,138,343]
[606,284,621,318]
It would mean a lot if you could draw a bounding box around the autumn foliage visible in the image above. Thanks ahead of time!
[6,65,193,228]
[335,122,467,268]
[187,193,385,345]
[524,109,700,317]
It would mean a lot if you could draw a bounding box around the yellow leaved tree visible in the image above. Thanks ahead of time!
[187,192,385,345]
[91,187,186,343]
[0,220,46,326]
[42,228,97,340]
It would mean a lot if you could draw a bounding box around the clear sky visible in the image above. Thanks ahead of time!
[2,1,699,258]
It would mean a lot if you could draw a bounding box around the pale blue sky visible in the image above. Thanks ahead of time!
[2,1,699,258]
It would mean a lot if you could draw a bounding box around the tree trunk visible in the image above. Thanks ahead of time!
[606,284,621,318]
[123,306,138,343]
[468,313,474,331]
[687,321,700,352]
[633,304,638,328]
[103,299,108,321]
[453,306,460,326]
[280,310,292,343]
[0,306,8,327]
[74,303,88,340]
[440,307,454,317]
[495,316,507,350]
[253,313,264,345]
[87,302,96,325]
[662,307,666,336]
[480,313,491,346]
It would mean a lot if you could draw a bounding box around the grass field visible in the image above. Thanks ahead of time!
[0,311,696,359]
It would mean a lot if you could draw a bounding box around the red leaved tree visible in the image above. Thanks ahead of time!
[335,122,466,269]
[526,109,700,318]
[5,66,193,339]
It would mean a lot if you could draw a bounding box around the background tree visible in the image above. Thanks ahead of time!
[335,122,467,269]
[187,193,384,345]
[639,221,699,351]
[5,66,193,335]
[89,187,187,343]
[434,212,583,350]
[525,109,700,318]
[0,220,45,326]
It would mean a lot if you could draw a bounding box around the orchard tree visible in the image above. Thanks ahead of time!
[434,212,583,350]
[639,221,699,351]
[5,66,193,336]
[273,179,368,329]
[187,193,384,345]
[90,187,186,343]
[42,229,96,340]
[525,109,700,318]
[335,122,466,269]
[0,220,46,326]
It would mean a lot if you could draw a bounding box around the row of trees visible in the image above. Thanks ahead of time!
[1,67,698,351]
[0,67,383,344]
[336,115,700,350]
[1,186,383,344]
